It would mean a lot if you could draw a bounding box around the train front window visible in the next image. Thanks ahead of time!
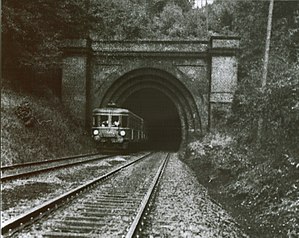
[112,116,120,127]
[122,116,128,127]
[100,115,109,127]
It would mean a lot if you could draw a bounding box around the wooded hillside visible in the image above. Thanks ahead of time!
[3,0,298,149]
[2,1,299,236]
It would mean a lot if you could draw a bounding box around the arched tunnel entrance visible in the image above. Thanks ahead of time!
[62,38,239,152]
[122,89,181,151]
[101,67,202,152]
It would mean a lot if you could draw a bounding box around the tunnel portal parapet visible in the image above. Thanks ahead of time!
[62,36,240,143]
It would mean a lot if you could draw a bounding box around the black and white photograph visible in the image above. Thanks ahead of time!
[1,0,298,237]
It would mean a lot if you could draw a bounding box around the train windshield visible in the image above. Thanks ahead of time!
[100,115,109,127]
[94,114,129,128]
[112,116,120,127]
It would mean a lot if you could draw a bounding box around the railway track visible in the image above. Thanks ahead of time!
[1,153,112,182]
[2,152,169,237]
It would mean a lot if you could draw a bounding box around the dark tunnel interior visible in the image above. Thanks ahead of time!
[122,88,182,151]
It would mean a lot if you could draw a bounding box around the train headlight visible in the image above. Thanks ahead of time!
[93,129,99,135]
[120,130,126,136]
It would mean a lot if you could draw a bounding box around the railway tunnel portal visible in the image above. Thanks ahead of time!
[62,36,240,149]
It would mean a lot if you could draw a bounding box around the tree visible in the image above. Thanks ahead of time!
[183,8,207,39]
[257,0,274,146]
[150,0,194,15]
[151,2,185,38]
[90,0,151,40]
[262,0,274,89]
[2,0,91,78]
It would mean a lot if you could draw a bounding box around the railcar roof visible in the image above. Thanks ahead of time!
[92,107,143,121]
[93,107,130,114]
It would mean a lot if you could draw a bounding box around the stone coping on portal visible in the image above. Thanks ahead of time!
[91,40,209,53]
[62,36,240,55]
[210,36,240,49]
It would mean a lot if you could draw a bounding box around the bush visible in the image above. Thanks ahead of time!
[232,62,299,152]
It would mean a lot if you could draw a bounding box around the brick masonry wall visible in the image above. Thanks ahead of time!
[62,56,87,126]
[61,36,240,136]
[209,37,240,128]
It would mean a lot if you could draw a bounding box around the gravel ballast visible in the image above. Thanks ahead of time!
[143,153,248,237]
[1,153,146,224]
[3,152,249,237]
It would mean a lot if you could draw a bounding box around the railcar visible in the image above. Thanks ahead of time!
[91,105,147,150]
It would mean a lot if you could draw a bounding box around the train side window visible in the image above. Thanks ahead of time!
[122,116,128,127]
[100,115,109,127]
[112,116,120,127]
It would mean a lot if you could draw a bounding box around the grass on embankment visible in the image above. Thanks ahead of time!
[185,133,299,237]
[1,83,99,166]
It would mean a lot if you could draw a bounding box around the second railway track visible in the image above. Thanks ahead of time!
[1,153,113,182]
[2,152,170,237]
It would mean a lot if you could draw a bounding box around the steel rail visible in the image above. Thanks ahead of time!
[1,152,152,237]
[126,153,170,238]
[1,154,113,182]
[1,153,101,171]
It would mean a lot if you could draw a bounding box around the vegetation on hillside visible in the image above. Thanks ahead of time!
[2,0,299,236]
[184,1,299,237]
[1,81,98,166]
[2,0,205,87]
[209,0,299,152]
[186,132,298,237]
